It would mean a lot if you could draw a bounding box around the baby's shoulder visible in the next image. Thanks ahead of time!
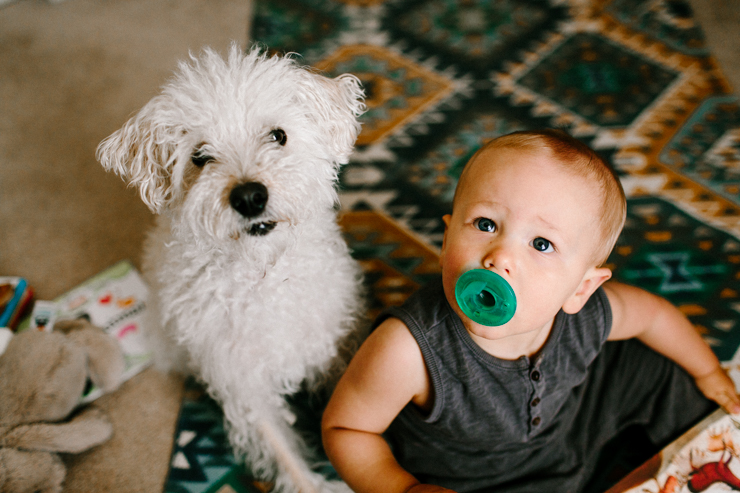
[371,316,425,362]
[350,316,432,409]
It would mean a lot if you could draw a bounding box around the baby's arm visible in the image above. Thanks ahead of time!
[322,317,455,493]
[604,281,740,414]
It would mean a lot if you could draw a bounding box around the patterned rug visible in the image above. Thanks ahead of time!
[164,1,740,491]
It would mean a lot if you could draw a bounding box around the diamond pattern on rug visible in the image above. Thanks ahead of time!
[381,0,570,78]
[609,196,740,362]
[660,95,740,202]
[603,0,709,57]
[517,32,679,127]
[316,44,459,146]
[400,112,526,202]
[392,1,549,61]
[340,210,442,320]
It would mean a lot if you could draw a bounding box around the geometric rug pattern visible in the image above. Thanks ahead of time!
[165,381,263,493]
[165,0,740,491]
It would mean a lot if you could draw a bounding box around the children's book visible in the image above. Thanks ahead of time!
[608,364,740,493]
[18,260,153,403]
[610,409,740,493]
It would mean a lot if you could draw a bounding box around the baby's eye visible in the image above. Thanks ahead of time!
[475,218,496,233]
[532,237,554,253]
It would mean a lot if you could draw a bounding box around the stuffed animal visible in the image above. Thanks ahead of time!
[0,318,125,493]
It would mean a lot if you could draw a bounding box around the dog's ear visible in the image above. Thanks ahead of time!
[299,72,365,164]
[96,98,182,214]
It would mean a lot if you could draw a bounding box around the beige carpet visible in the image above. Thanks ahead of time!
[690,0,740,93]
[0,1,251,491]
[1,0,738,492]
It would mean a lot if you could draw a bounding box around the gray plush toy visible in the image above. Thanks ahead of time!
[0,318,125,493]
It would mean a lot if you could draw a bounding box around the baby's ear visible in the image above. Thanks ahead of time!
[299,72,366,164]
[96,97,183,214]
[562,267,612,314]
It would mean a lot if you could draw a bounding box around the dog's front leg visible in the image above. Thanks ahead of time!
[256,418,354,493]
[255,418,320,493]
[225,398,321,492]
[228,401,351,493]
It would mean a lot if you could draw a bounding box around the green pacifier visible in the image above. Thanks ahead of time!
[454,269,516,326]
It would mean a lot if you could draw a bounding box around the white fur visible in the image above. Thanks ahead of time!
[97,44,366,492]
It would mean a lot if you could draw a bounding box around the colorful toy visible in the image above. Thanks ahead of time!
[0,278,34,331]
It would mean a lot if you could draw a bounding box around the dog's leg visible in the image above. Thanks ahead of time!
[227,401,351,493]
[256,419,320,493]
[256,418,354,493]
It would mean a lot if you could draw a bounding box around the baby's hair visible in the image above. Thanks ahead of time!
[456,129,626,266]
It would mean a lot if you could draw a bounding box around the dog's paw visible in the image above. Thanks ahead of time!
[274,471,351,493]
[318,479,353,493]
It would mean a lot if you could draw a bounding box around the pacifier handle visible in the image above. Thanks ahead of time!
[454,269,516,327]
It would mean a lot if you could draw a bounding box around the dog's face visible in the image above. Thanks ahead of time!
[97,45,364,243]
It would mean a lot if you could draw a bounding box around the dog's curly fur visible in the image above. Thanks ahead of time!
[97,44,366,492]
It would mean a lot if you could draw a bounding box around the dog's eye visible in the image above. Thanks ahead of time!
[192,149,214,167]
[269,128,287,146]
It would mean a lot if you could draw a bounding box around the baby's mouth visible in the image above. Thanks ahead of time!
[246,221,277,236]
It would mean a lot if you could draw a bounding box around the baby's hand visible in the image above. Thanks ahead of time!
[406,484,457,493]
[694,366,740,414]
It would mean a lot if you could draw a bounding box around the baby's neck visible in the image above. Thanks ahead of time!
[467,319,555,361]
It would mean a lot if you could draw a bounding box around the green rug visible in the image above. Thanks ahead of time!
[165,1,740,491]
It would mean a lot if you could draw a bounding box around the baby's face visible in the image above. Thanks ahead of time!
[440,147,604,342]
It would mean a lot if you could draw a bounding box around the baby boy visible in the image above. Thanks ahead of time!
[322,129,740,493]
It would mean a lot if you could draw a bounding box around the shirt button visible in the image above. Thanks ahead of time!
[531,397,540,407]
[532,417,541,426]
[531,370,541,381]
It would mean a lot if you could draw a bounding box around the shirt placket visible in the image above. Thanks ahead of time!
[527,357,545,434]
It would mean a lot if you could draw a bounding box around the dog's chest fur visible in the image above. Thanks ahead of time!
[144,213,361,393]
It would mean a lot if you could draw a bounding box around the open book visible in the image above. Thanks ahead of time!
[609,366,740,493]
[19,260,153,403]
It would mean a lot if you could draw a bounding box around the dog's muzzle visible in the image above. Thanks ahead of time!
[229,181,276,236]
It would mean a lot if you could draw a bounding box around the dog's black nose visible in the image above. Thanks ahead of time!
[229,182,268,218]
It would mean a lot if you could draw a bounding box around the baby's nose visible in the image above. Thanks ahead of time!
[229,181,268,218]
[483,242,514,275]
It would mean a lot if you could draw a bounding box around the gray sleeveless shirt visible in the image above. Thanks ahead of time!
[376,277,612,492]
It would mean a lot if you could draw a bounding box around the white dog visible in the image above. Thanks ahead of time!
[97,44,366,492]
